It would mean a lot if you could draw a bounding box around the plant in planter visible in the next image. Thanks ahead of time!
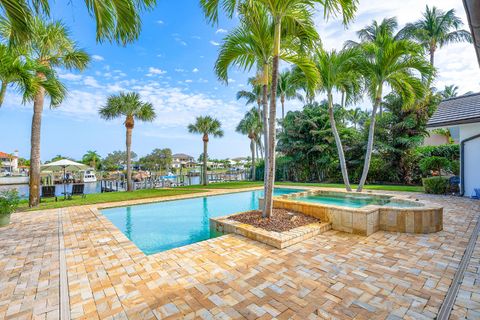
[0,190,20,227]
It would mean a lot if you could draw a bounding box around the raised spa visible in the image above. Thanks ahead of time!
[267,189,443,236]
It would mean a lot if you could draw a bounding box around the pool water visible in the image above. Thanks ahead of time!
[292,194,390,208]
[101,188,302,254]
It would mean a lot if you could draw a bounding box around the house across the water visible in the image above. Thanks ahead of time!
[427,93,480,197]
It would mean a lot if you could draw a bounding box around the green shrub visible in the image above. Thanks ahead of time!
[423,177,449,194]
[416,144,459,161]
[419,156,451,176]
[0,190,20,215]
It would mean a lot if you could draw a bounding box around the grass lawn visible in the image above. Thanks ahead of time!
[185,181,423,192]
[19,188,206,211]
[184,181,264,189]
[276,182,424,193]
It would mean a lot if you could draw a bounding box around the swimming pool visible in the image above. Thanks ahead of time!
[101,188,303,254]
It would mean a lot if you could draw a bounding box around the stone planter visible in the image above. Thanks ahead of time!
[0,213,11,227]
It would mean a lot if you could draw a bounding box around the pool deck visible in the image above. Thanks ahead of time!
[1,187,479,319]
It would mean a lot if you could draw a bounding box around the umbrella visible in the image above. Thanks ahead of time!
[41,159,89,199]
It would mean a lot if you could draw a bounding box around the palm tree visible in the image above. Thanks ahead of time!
[188,116,224,186]
[400,6,472,66]
[440,84,459,99]
[348,107,368,130]
[237,77,265,158]
[0,0,156,44]
[12,18,90,207]
[236,108,262,180]
[206,0,332,217]
[99,92,156,191]
[313,48,362,191]
[277,70,303,120]
[353,20,433,192]
[82,150,102,169]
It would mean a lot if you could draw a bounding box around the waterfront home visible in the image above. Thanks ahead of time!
[172,153,196,169]
[0,151,18,175]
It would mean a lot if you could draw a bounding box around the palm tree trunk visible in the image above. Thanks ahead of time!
[263,18,281,218]
[261,63,269,206]
[0,81,7,107]
[357,92,382,192]
[203,138,208,186]
[430,48,435,66]
[328,93,352,191]
[281,95,285,120]
[250,139,256,180]
[28,88,45,207]
[126,125,133,191]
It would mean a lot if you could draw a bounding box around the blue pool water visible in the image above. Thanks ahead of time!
[292,194,389,208]
[101,188,302,254]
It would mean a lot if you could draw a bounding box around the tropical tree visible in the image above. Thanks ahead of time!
[347,107,368,130]
[353,19,433,192]
[0,0,156,45]
[204,0,338,217]
[8,18,90,207]
[188,116,224,186]
[236,77,265,158]
[440,84,459,99]
[400,6,472,66]
[313,48,362,191]
[277,70,303,120]
[236,108,262,180]
[99,92,156,191]
[82,150,102,169]
[138,148,173,172]
[102,150,137,171]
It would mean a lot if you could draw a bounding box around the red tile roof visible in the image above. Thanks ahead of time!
[0,152,17,159]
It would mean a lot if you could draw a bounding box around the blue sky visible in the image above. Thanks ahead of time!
[1,0,478,162]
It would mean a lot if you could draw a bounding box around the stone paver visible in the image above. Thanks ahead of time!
[1,189,479,319]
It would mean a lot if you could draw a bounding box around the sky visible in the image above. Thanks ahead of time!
[0,0,478,162]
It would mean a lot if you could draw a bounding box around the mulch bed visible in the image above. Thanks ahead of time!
[229,209,320,232]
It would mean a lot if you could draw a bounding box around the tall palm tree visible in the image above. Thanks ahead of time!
[12,18,90,207]
[277,70,303,120]
[400,6,472,66]
[82,150,102,169]
[99,92,156,191]
[236,108,262,180]
[313,48,362,191]
[440,84,459,99]
[205,0,330,217]
[188,116,224,186]
[0,0,156,44]
[354,20,433,192]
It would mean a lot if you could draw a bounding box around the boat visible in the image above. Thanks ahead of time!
[80,170,97,183]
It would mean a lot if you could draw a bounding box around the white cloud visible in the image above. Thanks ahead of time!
[192,68,199,73]
[59,72,82,81]
[83,76,102,88]
[148,67,167,75]
[210,41,220,46]
[228,78,236,83]
[175,68,185,73]
[216,28,228,34]
[185,79,193,83]
[92,55,104,61]
[157,20,164,25]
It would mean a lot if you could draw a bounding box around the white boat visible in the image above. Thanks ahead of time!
[80,170,97,183]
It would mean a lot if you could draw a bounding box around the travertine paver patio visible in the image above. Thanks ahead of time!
[0,188,479,319]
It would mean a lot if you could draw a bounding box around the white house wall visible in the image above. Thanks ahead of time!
[460,123,480,197]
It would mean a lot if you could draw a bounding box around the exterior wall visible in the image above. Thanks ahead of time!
[460,123,480,197]
[423,133,450,146]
